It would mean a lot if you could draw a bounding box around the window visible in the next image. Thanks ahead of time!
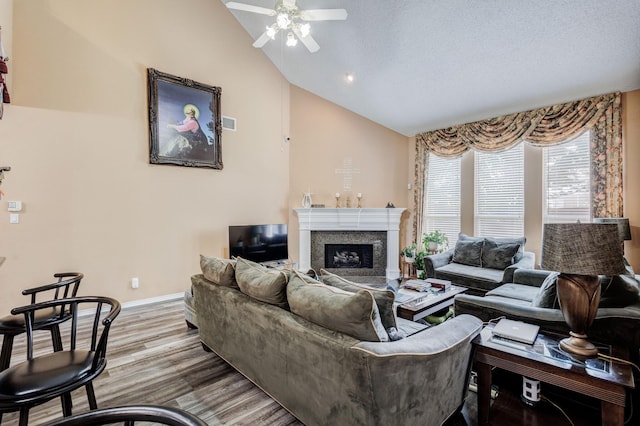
[543,131,591,223]
[474,144,524,237]
[423,154,461,249]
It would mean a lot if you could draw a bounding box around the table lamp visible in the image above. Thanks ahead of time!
[541,223,626,357]
[593,218,631,253]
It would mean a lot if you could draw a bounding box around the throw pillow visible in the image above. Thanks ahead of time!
[200,255,238,288]
[481,240,521,270]
[287,271,389,342]
[531,272,560,308]
[235,257,289,309]
[319,269,397,330]
[452,240,483,267]
[486,236,527,262]
[599,274,640,308]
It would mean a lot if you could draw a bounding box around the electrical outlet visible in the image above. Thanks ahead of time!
[131,277,139,289]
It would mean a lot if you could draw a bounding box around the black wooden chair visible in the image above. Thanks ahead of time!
[0,296,121,426]
[42,405,208,426]
[0,272,84,371]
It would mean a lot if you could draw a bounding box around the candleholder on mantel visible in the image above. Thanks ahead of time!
[301,192,312,208]
[335,193,341,208]
[357,193,362,208]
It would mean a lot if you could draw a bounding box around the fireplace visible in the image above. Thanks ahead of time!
[294,208,405,280]
[325,244,374,269]
[313,231,385,277]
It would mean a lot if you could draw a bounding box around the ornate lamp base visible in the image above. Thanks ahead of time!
[559,332,598,357]
[556,273,601,358]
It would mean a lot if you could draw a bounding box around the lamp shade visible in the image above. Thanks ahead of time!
[593,217,631,241]
[541,223,626,275]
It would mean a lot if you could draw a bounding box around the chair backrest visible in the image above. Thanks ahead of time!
[42,405,208,426]
[22,272,84,304]
[10,296,120,363]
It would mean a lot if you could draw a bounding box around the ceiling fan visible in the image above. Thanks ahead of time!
[225,0,348,53]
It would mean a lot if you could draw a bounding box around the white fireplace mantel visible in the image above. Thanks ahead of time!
[294,208,406,280]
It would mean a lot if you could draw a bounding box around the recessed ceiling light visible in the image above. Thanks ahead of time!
[345,73,354,83]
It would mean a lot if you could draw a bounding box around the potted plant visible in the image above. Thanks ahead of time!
[422,230,449,253]
[401,243,417,263]
[415,250,427,279]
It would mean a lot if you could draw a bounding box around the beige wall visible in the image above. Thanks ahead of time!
[288,86,411,265]
[623,90,640,270]
[0,0,293,313]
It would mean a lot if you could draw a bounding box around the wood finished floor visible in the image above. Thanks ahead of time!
[1,299,613,425]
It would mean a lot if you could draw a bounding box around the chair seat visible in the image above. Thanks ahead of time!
[0,308,63,332]
[0,350,95,399]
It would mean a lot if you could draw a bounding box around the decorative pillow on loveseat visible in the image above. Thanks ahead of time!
[481,239,521,270]
[531,271,560,308]
[319,269,397,330]
[452,240,483,267]
[599,274,640,308]
[287,271,389,342]
[235,257,289,309]
[200,255,238,288]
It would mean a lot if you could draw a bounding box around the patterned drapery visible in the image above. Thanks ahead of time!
[412,92,622,242]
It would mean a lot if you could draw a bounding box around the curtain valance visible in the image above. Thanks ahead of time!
[415,92,619,156]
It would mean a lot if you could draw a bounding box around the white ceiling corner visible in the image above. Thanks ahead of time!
[220,0,640,136]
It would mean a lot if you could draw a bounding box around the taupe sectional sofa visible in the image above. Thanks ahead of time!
[192,256,482,426]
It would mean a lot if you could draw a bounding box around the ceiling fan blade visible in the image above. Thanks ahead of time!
[299,9,348,21]
[293,28,319,53]
[253,30,272,48]
[226,2,276,16]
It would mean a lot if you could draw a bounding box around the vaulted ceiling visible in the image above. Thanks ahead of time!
[221,0,640,136]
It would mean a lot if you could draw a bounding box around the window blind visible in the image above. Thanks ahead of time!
[543,131,591,223]
[423,154,461,249]
[474,144,524,237]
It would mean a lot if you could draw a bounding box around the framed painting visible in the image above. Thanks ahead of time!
[147,68,222,169]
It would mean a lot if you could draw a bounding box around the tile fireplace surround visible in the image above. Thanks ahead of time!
[294,208,406,280]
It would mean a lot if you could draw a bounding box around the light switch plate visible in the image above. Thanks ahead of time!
[9,213,19,224]
[7,201,22,212]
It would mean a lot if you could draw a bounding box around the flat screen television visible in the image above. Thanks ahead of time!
[228,224,288,263]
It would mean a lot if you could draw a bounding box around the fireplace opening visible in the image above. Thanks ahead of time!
[325,244,374,269]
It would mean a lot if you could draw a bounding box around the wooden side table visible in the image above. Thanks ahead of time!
[400,259,416,282]
[473,325,635,426]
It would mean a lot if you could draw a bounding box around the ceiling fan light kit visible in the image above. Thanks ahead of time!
[226,0,347,53]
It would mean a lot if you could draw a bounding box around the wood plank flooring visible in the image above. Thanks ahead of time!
[2,299,302,426]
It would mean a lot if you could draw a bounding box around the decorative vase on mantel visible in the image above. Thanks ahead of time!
[301,192,312,208]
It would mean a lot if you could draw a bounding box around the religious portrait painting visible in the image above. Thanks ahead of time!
[147,68,222,169]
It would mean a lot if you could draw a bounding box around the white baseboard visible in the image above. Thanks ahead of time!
[121,292,184,309]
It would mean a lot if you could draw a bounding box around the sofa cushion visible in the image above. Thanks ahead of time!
[531,272,560,308]
[319,269,397,330]
[200,255,238,288]
[452,240,483,267]
[481,240,521,270]
[436,263,504,293]
[287,271,389,342]
[235,257,289,309]
[486,283,539,303]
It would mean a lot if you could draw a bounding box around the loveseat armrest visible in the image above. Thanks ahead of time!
[502,251,535,283]
[512,268,554,287]
[424,248,454,278]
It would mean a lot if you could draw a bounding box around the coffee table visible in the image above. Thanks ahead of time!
[396,283,466,322]
[473,324,635,426]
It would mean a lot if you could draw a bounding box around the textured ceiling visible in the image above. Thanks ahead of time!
[221,0,640,136]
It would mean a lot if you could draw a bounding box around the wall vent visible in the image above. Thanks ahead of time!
[222,116,237,131]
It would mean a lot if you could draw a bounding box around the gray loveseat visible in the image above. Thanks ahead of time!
[425,233,535,295]
[454,268,640,361]
[192,256,482,426]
